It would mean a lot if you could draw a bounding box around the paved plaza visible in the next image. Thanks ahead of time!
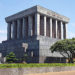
[28,71,75,75]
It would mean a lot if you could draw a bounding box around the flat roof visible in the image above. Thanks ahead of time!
[5,5,69,23]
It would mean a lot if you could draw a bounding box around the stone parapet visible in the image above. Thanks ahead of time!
[37,5,69,23]
[5,5,69,23]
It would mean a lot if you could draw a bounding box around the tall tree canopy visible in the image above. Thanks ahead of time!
[50,38,75,63]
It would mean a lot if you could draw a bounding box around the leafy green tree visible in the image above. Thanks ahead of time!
[6,52,18,63]
[50,38,75,63]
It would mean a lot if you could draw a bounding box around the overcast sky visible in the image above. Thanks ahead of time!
[0,0,75,43]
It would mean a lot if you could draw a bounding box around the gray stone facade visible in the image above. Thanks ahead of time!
[0,5,69,63]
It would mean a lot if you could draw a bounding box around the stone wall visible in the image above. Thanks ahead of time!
[0,66,75,75]
[0,35,64,63]
[0,38,39,58]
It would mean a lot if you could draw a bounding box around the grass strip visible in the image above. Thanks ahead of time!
[0,63,75,69]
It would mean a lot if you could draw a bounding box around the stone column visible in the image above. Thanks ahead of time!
[50,18,52,38]
[12,21,17,39]
[55,20,58,38]
[61,21,63,39]
[17,19,21,39]
[35,13,40,35]
[28,15,33,36]
[7,22,11,40]
[22,18,26,39]
[44,16,46,36]
[64,23,67,39]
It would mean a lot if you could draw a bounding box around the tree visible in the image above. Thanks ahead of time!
[50,38,75,63]
[6,52,18,63]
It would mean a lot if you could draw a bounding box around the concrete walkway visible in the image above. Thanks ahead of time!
[27,71,75,75]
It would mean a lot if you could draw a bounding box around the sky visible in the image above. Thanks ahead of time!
[0,0,75,43]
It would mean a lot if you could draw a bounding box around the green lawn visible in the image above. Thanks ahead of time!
[0,63,75,69]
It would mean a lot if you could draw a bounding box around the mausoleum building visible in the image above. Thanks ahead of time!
[0,5,69,63]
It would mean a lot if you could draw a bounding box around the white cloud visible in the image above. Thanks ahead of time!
[68,31,75,39]
[0,30,7,43]
[0,36,7,43]
[67,22,75,39]
[0,30,6,34]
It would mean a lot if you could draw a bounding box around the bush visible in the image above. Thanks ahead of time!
[6,52,18,63]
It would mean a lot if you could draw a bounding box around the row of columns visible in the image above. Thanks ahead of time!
[36,14,67,39]
[7,13,67,40]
